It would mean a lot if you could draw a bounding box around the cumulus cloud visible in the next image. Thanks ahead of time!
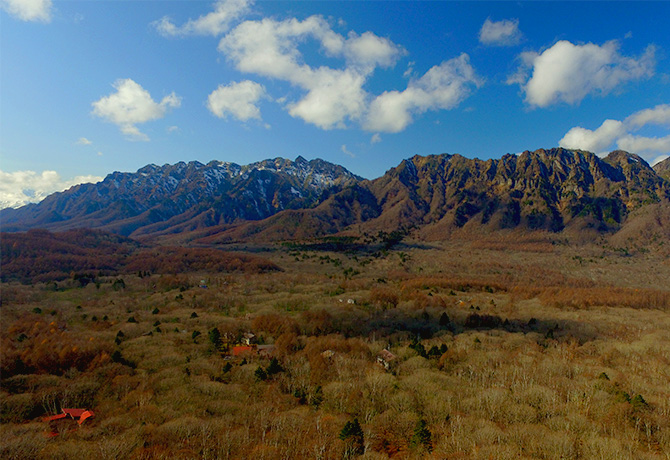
[626,104,670,128]
[288,69,368,129]
[76,137,92,145]
[0,170,103,209]
[154,0,251,37]
[344,31,406,69]
[1,0,52,22]
[559,104,670,163]
[479,18,522,46]
[617,134,670,155]
[559,119,626,154]
[371,133,381,144]
[364,54,482,133]
[510,40,655,107]
[208,9,478,131]
[91,79,181,141]
[218,15,412,130]
[207,80,267,121]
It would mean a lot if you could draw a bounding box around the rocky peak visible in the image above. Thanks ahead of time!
[653,156,670,181]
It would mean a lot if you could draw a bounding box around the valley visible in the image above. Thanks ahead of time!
[2,230,670,459]
[2,148,670,458]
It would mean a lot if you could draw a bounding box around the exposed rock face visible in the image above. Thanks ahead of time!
[362,148,668,235]
[0,157,362,236]
[2,149,668,241]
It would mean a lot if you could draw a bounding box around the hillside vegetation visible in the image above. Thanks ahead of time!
[2,234,670,459]
[0,229,280,284]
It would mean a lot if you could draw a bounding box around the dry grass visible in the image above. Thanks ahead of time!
[2,240,670,459]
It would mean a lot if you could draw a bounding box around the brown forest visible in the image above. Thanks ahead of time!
[2,229,670,459]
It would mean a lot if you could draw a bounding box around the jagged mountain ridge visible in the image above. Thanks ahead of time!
[1,156,362,236]
[365,148,668,234]
[2,148,669,242]
[200,148,670,243]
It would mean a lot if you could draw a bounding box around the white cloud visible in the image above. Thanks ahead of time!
[287,69,368,129]
[154,0,251,37]
[559,119,626,154]
[505,50,538,86]
[479,18,522,46]
[1,0,52,22]
[626,104,670,128]
[341,144,355,158]
[343,31,406,69]
[219,15,410,130]
[0,170,103,209]
[215,11,479,132]
[207,80,266,121]
[559,104,670,163]
[617,134,670,154]
[511,40,655,107]
[364,54,482,133]
[371,133,381,144]
[76,137,92,145]
[651,154,668,166]
[91,79,181,141]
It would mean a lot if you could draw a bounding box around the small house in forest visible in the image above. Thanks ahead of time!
[43,408,95,425]
[232,345,254,356]
[43,408,95,436]
[241,332,257,345]
[377,349,397,370]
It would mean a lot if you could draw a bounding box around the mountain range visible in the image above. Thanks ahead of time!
[2,148,670,244]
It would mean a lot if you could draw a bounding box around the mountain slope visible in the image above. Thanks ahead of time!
[356,148,669,239]
[654,156,670,181]
[0,157,362,237]
[3,149,669,243]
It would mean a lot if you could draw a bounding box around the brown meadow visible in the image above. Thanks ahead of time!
[2,235,670,459]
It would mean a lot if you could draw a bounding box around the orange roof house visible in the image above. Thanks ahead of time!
[232,345,254,356]
[44,408,95,425]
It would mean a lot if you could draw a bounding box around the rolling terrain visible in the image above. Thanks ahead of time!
[2,148,670,459]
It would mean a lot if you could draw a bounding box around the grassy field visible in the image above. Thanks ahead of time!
[2,235,670,459]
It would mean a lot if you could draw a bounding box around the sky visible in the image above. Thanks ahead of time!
[1,0,670,209]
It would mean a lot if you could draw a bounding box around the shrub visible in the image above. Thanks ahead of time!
[369,287,399,309]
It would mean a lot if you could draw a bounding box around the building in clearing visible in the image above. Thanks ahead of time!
[377,349,397,370]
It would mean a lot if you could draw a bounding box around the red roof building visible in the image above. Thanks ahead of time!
[232,345,253,356]
[44,408,95,425]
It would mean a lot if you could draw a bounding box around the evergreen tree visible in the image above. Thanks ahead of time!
[266,357,283,375]
[410,418,432,452]
[339,418,364,456]
[208,327,221,350]
[410,340,428,358]
[439,312,450,327]
[254,366,268,381]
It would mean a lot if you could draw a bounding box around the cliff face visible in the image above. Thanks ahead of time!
[361,148,668,235]
[3,149,669,242]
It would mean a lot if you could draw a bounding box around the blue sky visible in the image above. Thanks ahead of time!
[1,0,669,208]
